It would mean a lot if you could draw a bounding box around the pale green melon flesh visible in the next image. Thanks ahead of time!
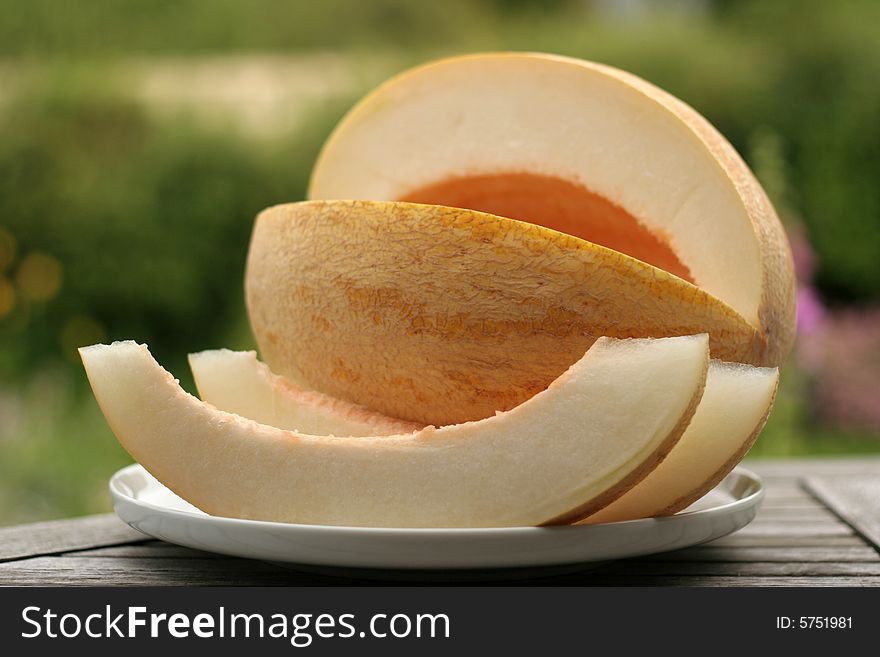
[81,335,708,528]
[189,349,421,436]
[583,360,778,524]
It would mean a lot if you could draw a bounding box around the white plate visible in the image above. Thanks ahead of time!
[110,464,762,571]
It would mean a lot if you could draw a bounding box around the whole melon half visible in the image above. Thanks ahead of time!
[246,53,795,425]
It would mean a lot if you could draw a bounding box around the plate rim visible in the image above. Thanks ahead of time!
[109,462,764,536]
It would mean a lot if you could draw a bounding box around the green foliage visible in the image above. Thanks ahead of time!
[729,1,880,303]
[0,90,351,524]
[0,89,348,383]
[0,371,132,525]
[0,0,491,57]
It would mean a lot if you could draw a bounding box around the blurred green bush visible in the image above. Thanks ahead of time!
[0,90,352,523]
[0,90,349,380]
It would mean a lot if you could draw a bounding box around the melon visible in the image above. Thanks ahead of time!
[189,348,421,436]
[80,334,708,528]
[583,360,779,523]
[249,200,760,425]
[192,345,777,524]
[245,53,795,426]
[83,52,793,530]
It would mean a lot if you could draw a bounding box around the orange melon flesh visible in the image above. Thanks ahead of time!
[582,360,779,524]
[189,349,421,436]
[80,335,708,528]
[247,200,757,426]
[400,172,695,283]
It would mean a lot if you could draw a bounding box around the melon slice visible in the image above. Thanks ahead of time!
[190,347,776,524]
[189,349,421,436]
[582,360,779,524]
[309,53,795,354]
[80,334,708,528]
[278,53,795,425]
[247,200,754,425]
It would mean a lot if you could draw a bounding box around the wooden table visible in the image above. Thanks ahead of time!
[2,457,879,586]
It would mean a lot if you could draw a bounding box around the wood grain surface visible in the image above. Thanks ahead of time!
[1,458,878,586]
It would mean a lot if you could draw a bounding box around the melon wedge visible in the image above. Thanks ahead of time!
[80,334,708,528]
[279,53,795,424]
[189,349,421,436]
[190,347,776,523]
[582,360,779,524]
[309,52,795,355]
[248,200,755,425]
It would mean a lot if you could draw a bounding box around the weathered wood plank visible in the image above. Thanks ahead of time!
[70,533,869,560]
[761,485,812,500]
[748,515,846,525]
[0,514,148,562]
[759,498,827,510]
[647,546,879,563]
[603,561,880,576]
[759,498,822,510]
[753,507,837,521]
[4,556,880,587]
[806,476,880,551]
[746,456,880,479]
[0,557,337,586]
[751,516,842,525]
[736,522,853,537]
[562,575,880,587]
[704,534,866,548]
[62,543,225,559]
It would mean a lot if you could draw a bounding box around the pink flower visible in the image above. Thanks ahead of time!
[796,285,826,335]
[789,227,816,284]
[799,306,880,431]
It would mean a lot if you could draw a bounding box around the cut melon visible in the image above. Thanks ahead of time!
[190,347,776,523]
[80,334,708,528]
[264,53,796,425]
[247,200,756,425]
[189,349,421,436]
[310,53,795,349]
[583,360,778,524]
